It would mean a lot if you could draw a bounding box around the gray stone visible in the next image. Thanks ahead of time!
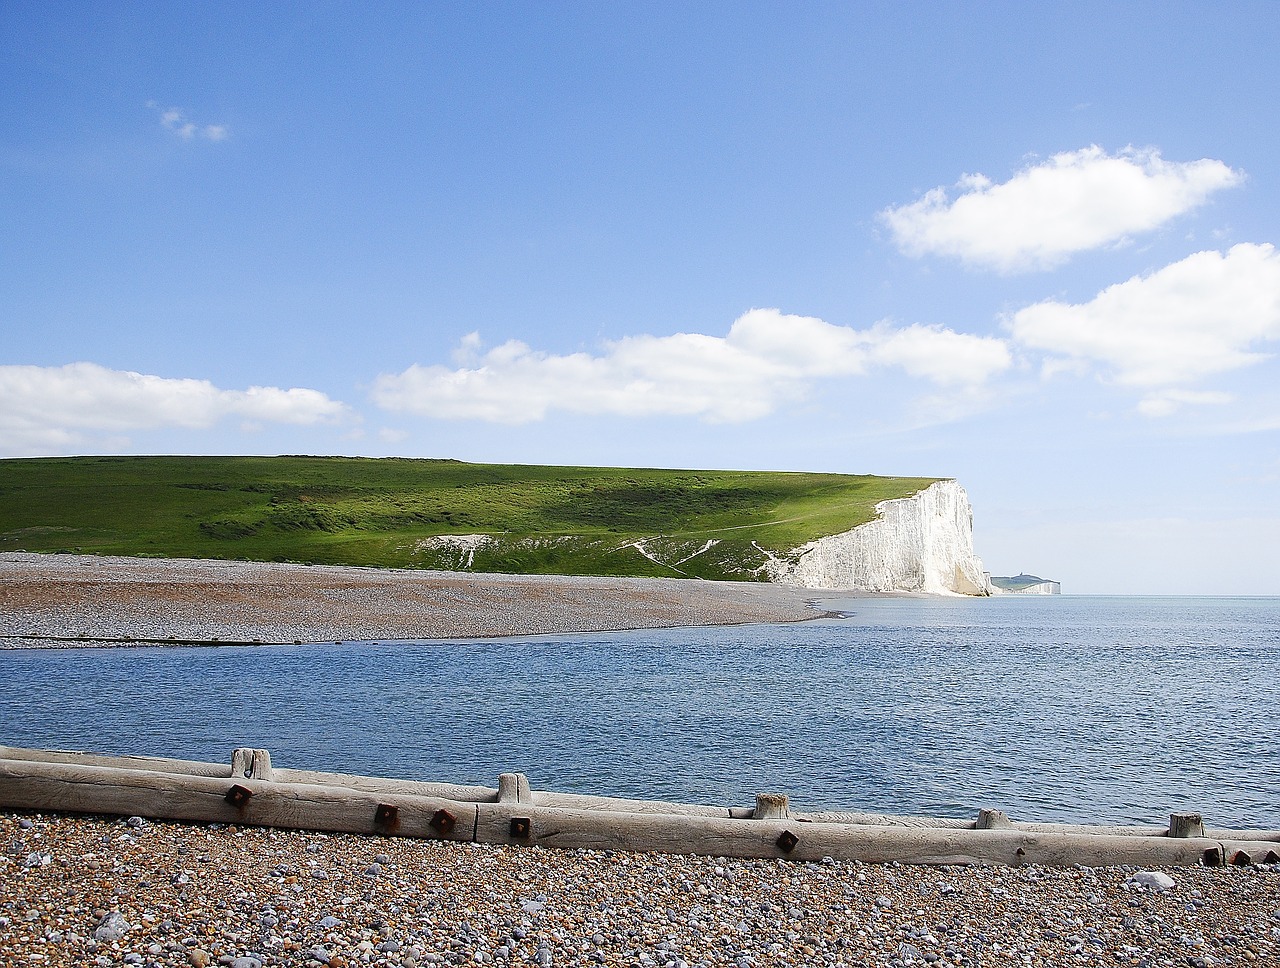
[1126,870,1176,892]
[93,912,130,942]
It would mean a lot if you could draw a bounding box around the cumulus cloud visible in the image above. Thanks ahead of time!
[147,101,229,141]
[0,363,348,454]
[371,309,1012,424]
[1009,243,1280,413]
[880,146,1242,272]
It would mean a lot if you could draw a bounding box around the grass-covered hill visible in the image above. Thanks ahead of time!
[0,456,938,581]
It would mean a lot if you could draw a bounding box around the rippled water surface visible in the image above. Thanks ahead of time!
[2,595,1277,826]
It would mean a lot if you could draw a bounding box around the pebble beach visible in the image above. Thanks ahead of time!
[3,812,1278,968]
[0,552,829,648]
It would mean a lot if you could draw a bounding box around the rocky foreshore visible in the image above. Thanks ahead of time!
[0,553,832,647]
[4,811,1278,967]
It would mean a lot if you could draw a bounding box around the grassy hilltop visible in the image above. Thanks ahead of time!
[0,456,937,581]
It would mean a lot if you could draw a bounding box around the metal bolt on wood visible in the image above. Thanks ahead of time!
[430,808,457,834]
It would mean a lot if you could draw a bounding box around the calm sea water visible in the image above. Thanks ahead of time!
[1,595,1276,827]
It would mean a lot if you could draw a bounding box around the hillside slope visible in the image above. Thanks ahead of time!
[0,456,940,583]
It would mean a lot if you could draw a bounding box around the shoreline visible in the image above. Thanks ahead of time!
[0,552,849,649]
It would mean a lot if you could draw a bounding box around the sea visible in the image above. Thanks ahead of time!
[1,595,1277,828]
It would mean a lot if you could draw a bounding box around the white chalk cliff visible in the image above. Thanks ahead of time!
[765,480,992,595]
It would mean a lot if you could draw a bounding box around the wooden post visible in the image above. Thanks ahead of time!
[1168,812,1205,838]
[497,772,531,804]
[976,808,1012,829]
[230,748,254,778]
[251,749,273,782]
[230,748,273,781]
[754,793,789,819]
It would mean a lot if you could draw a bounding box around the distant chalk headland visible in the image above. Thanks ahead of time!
[990,573,1062,595]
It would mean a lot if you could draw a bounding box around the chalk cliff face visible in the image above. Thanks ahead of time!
[765,480,992,595]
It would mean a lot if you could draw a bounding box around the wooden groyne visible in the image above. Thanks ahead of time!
[2,745,1277,868]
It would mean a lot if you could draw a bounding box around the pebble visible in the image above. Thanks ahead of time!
[1127,869,1177,891]
[92,910,130,942]
[2,811,1278,966]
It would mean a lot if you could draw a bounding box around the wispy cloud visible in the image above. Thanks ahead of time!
[1009,242,1280,414]
[880,146,1242,273]
[147,101,229,142]
[0,363,349,456]
[372,308,1012,424]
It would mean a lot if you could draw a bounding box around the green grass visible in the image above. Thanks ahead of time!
[0,456,939,581]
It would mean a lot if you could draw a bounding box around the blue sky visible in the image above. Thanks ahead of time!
[3,2,1278,594]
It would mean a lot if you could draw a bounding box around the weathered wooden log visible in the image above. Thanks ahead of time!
[799,810,973,828]
[471,801,1229,867]
[269,767,498,803]
[804,810,1189,838]
[4,757,1260,867]
[1219,840,1280,865]
[1205,828,1280,843]
[4,747,1278,866]
[0,758,476,841]
[272,769,733,817]
[0,745,230,778]
[531,790,731,817]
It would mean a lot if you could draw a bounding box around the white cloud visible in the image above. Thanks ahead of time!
[880,146,1242,272]
[147,101,229,141]
[371,308,1012,424]
[1136,390,1234,418]
[1009,243,1280,413]
[0,363,349,455]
